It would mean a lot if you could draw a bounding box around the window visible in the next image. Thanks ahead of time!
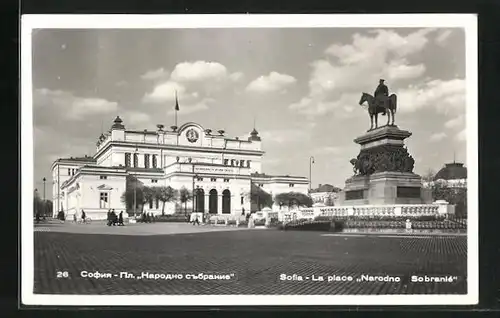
[155,198,159,209]
[151,179,158,183]
[259,183,264,187]
[133,153,138,167]
[289,183,295,187]
[144,154,150,169]
[125,153,131,167]
[210,178,217,182]
[223,178,230,183]
[149,199,153,209]
[224,159,229,166]
[99,192,109,209]
[99,176,107,180]
[197,177,204,181]
[241,196,244,204]
[152,155,157,168]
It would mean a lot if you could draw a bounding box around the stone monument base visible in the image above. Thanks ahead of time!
[338,125,433,206]
[338,171,432,206]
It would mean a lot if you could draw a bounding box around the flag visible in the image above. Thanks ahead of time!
[174,91,180,111]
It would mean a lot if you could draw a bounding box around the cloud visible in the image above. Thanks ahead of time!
[435,29,453,46]
[456,128,467,141]
[142,81,187,104]
[229,72,244,82]
[444,114,465,129]
[115,80,127,87]
[34,88,118,121]
[429,132,447,142]
[290,28,436,116]
[140,67,169,80]
[246,72,297,93]
[289,92,360,117]
[397,79,465,114]
[171,61,229,82]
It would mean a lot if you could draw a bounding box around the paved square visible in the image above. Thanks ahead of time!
[33,223,467,295]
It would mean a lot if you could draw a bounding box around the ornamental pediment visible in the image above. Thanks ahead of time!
[97,184,113,190]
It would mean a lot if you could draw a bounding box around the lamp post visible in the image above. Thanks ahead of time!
[42,177,46,216]
[133,145,138,217]
[309,156,315,191]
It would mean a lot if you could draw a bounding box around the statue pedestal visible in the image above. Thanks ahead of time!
[339,125,431,206]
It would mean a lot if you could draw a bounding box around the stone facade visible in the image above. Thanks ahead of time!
[51,117,308,220]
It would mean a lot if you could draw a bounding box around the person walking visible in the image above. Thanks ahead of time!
[81,209,86,223]
[107,210,112,226]
[118,211,124,226]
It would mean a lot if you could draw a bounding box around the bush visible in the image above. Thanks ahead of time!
[238,220,248,227]
[330,219,345,232]
[282,220,331,232]
[254,219,266,226]
[155,214,189,222]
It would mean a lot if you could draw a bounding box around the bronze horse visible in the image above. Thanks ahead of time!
[359,92,397,130]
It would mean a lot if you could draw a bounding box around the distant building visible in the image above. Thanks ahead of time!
[50,117,308,220]
[423,162,467,189]
[309,184,342,206]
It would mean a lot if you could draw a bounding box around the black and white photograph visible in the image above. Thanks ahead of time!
[21,14,478,306]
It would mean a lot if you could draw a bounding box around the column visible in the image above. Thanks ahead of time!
[218,194,223,215]
[204,193,209,214]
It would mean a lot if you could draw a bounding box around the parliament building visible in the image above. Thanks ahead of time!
[51,117,309,220]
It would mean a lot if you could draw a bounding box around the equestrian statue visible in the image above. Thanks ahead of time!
[359,79,398,131]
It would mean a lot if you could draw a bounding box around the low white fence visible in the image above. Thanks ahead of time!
[252,202,455,223]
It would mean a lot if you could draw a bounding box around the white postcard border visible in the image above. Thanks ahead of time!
[21,13,478,306]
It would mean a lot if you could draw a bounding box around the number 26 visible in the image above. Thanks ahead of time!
[57,271,69,278]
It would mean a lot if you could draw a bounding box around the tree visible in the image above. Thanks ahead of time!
[121,176,145,215]
[422,168,436,187]
[249,183,273,212]
[178,187,192,216]
[274,192,313,209]
[33,190,53,217]
[141,186,155,213]
[156,186,178,215]
[431,182,467,218]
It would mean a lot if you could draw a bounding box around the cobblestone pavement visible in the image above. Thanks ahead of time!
[33,221,251,235]
[33,229,467,295]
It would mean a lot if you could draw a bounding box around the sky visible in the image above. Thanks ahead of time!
[31,27,467,197]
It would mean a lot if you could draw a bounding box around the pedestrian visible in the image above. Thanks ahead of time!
[241,207,245,216]
[107,210,112,226]
[118,211,124,226]
[35,212,40,224]
[81,209,86,223]
[150,213,155,223]
[73,213,77,223]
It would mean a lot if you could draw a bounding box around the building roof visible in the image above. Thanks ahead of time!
[433,162,467,181]
[310,183,342,193]
[251,172,307,180]
[56,156,96,163]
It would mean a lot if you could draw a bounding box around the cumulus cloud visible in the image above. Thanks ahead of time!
[289,29,436,116]
[429,132,447,142]
[229,72,244,82]
[142,81,186,104]
[171,61,229,82]
[259,129,308,144]
[166,97,216,115]
[397,78,465,114]
[246,72,297,93]
[34,88,118,121]
[140,67,169,80]
[122,110,152,126]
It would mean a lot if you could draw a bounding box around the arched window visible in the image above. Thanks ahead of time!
[152,155,157,168]
[125,153,131,167]
[209,189,218,214]
[144,154,150,169]
[222,189,231,214]
[194,188,205,213]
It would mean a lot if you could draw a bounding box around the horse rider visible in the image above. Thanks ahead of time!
[374,79,389,115]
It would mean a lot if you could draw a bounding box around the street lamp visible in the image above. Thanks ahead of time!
[309,156,315,191]
[42,177,46,216]
[133,145,138,217]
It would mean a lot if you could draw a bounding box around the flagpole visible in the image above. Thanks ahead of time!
[174,90,178,128]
